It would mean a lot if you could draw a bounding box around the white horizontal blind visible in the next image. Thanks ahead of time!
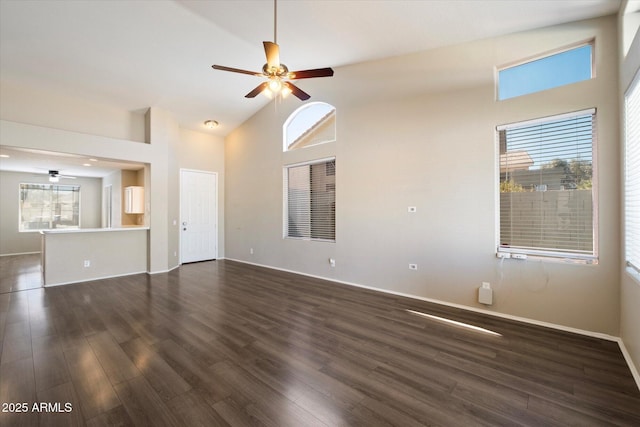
[498,110,596,258]
[285,158,335,241]
[625,72,640,273]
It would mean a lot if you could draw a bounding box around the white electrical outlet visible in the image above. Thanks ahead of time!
[409,263,418,270]
[83,260,90,267]
[329,258,336,267]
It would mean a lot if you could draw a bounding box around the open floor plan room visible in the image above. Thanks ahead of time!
[1,1,640,425]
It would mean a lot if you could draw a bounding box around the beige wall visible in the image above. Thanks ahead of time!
[619,1,640,383]
[225,16,621,335]
[42,228,148,286]
[0,170,102,255]
[0,81,146,142]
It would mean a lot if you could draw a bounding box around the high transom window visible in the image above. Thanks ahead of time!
[283,102,336,151]
[498,43,593,100]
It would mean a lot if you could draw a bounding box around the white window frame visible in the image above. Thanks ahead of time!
[625,70,640,278]
[19,183,81,232]
[496,40,595,101]
[283,102,336,152]
[496,109,598,262]
[283,157,336,242]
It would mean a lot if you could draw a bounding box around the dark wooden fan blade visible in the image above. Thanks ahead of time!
[212,65,262,76]
[288,67,334,80]
[245,82,269,98]
[263,41,280,69]
[284,82,310,100]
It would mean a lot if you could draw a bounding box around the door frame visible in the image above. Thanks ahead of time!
[103,184,113,228]
[179,168,218,264]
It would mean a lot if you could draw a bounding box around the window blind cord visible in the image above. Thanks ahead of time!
[495,256,512,306]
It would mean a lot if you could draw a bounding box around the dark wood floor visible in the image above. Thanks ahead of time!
[1,258,639,426]
[0,254,43,294]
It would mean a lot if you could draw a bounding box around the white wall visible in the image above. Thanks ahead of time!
[0,170,102,255]
[619,0,640,384]
[225,15,621,335]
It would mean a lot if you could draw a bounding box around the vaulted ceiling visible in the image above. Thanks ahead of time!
[0,0,621,139]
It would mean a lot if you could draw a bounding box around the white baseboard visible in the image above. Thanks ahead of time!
[148,264,180,275]
[0,251,40,257]
[44,270,147,287]
[224,257,639,391]
[226,257,617,340]
[618,339,640,391]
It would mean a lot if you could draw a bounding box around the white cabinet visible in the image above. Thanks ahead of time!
[124,186,144,214]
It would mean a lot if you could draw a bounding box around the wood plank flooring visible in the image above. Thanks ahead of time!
[0,254,42,294]
[1,258,639,426]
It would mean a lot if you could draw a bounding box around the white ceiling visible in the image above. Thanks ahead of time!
[0,0,621,174]
[0,146,145,179]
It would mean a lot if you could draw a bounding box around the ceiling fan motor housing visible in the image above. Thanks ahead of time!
[262,63,288,77]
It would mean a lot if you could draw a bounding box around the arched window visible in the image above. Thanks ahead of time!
[283,102,336,151]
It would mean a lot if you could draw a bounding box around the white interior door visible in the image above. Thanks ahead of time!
[180,170,217,263]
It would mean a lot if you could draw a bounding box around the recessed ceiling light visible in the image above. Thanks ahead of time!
[83,163,91,167]
[0,154,9,158]
[204,120,219,129]
[89,158,98,162]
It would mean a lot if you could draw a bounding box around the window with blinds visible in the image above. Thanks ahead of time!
[284,158,335,241]
[19,183,81,231]
[497,109,597,260]
[625,72,640,274]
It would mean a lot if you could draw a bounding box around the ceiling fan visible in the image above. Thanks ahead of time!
[47,170,76,183]
[212,0,333,101]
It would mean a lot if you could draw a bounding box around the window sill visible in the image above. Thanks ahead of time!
[496,251,598,265]
[625,266,640,285]
[284,236,336,243]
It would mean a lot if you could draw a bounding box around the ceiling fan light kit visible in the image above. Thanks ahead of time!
[48,170,76,182]
[212,0,333,101]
